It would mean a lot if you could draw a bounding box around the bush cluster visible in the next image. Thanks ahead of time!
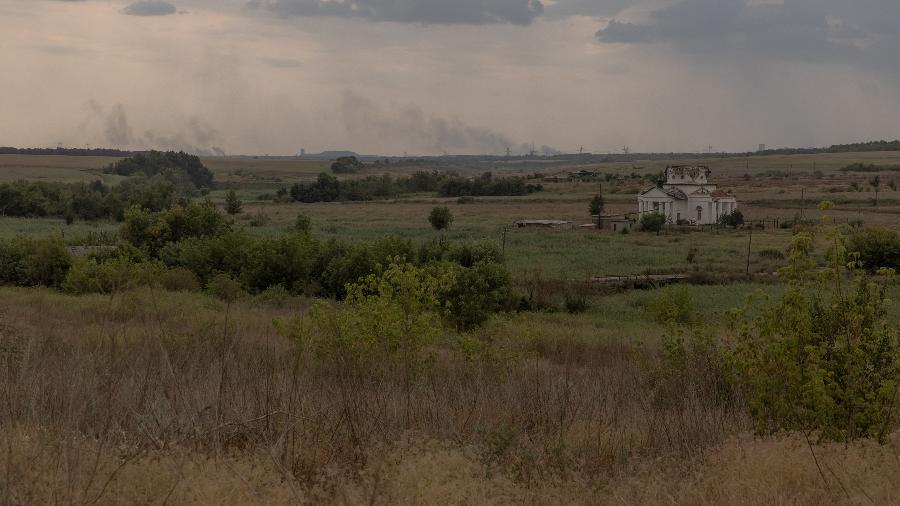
[0,205,512,329]
[0,177,185,221]
[106,150,214,188]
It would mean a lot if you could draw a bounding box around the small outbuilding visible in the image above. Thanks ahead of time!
[594,214,636,232]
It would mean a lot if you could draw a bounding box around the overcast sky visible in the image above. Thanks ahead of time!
[1,0,898,155]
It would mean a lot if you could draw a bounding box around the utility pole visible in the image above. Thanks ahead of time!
[746,226,753,276]
[800,187,805,220]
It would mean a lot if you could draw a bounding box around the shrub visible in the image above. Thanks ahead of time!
[564,289,590,314]
[428,207,453,231]
[719,209,744,228]
[729,232,900,442]
[330,156,365,174]
[294,213,312,234]
[645,286,697,327]
[224,190,242,215]
[206,273,246,302]
[640,212,666,234]
[158,267,201,292]
[0,236,72,288]
[757,248,785,260]
[121,201,232,255]
[440,261,511,330]
[847,227,900,273]
[63,257,162,294]
[106,150,214,189]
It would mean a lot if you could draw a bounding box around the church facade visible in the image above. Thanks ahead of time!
[637,166,737,225]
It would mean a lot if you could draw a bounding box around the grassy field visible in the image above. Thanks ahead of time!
[2,279,898,504]
[2,151,900,504]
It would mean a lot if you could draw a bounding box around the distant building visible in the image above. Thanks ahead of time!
[595,214,636,233]
[568,170,598,181]
[637,166,738,225]
[543,174,572,183]
[515,220,573,230]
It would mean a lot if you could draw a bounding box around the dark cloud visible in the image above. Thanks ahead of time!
[594,0,898,66]
[122,1,177,16]
[251,0,544,25]
[542,0,630,18]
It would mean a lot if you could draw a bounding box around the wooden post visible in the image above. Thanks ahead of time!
[746,226,753,276]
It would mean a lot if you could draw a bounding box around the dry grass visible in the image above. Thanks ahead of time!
[1,286,899,504]
[0,286,740,504]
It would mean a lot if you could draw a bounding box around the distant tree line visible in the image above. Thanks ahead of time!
[0,151,214,221]
[285,171,542,203]
[0,147,133,157]
[839,163,900,173]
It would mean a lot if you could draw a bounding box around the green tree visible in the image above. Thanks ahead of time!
[640,212,666,234]
[871,175,881,206]
[848,227,900,273]
[719,209,744,228]
[428,206,453,231]
[729,231,900,442]
[225,189,242,215]
[330,156,365,174]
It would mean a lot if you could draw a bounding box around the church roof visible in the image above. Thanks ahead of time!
[639,186,687,200]
[663,188,687,200]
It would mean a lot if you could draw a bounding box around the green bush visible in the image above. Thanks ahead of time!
[158,267,202,292]
[440,260,511,330]
[294,213,312,234]
[848,227,900,273]
[640,212,666,234]
[428,206,453,231]
[121,201,232,255]
[0,236,72,288]
[729,232,900,442]
[206,273,246,302]
[63,257,162,294]
[645,286,697,327]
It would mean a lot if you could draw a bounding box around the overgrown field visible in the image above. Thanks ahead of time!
[2,151,900,504]
[2,281,899,504]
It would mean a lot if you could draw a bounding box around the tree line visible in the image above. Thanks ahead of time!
[285,171,543,203]
[0,151,212,222]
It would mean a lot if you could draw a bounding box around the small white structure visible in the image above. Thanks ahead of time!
[637,166,737,225]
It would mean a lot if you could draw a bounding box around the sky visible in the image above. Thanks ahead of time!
[1,0,899,155]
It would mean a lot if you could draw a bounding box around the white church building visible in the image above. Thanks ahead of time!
[638,166,737,225]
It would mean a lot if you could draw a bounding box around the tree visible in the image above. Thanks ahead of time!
[640,212,666,234]
[730,232,900,441]
[848,227,900,273]
[294,213,312,234]
[428,206,453,231]
[331,156,365,174]
[871,175,881,206]
[225,189,242,215]
[589,192,605,229]
[719,209,744,228]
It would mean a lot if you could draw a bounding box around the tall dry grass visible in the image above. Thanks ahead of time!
[0,287,897,504]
